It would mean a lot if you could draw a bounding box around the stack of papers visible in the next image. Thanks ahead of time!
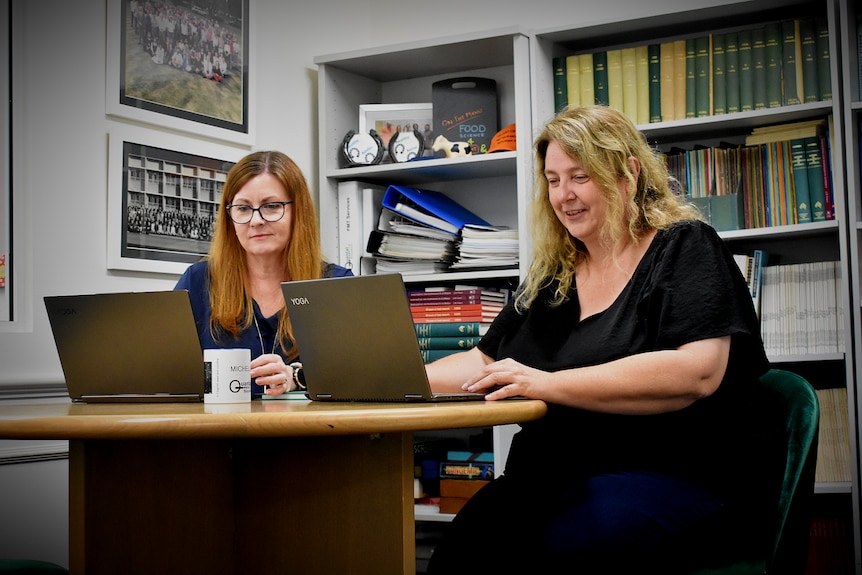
[451,225,520,270]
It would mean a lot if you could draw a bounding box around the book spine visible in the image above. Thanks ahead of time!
[607,49,624,112]
[593,50,609,106]
[660,42,675,122]
[820,132,834,220]
[725,32,740,114]
[790,138,812,224]
[416,336,479,350]
[336,180,363,273]
[711,33,727,115]
[799,17,819,102]
[439,461,494,479]
[414,322,482,337]
[578,53,595,105]
[420,349,463,363]
[738,29,754,112]
[552,56,568,113]
[764,22,783,108]
[781,19,801,105]
[815,17,831,100]
[694,35,711,117]
[685,38,697,118]
[673,39,687,120]
[621,47,638,124]
[565,54,581,108]
[636,45,650,125]
[752,26,767,110]
[411,304,486,314]
[648,44,662,123]
[805,135,826,222]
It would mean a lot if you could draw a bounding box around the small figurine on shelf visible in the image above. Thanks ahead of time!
[432,135,475,158]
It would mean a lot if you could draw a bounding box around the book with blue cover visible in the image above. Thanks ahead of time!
[382,185,491,234]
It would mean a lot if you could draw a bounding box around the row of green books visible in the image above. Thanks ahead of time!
[553,16,832,123]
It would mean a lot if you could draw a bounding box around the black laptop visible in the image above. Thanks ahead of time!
[44,290,204,402]
[281,274,486,402]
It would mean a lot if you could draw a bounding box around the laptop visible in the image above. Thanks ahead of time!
[280,274,486,402]
[44,290,205,403]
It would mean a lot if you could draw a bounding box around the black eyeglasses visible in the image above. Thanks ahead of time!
[225,201,293,224]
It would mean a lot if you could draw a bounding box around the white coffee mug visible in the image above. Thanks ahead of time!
[203,348,251,403]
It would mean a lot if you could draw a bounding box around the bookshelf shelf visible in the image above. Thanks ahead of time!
[326,152,518,186]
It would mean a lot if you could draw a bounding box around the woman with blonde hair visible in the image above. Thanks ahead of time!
[176,151,351,397]
[426,106,772,573]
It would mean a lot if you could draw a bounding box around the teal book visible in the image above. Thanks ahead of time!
[552,56,568,113]
[414,322,483,338]
[790,138,812,223]
[764,23,783,108]
[738,28,754,111]
[725,32,740,113]
[805,135,826,222]
[781,19,802,105]
[712,33,727,115]
[752,26,767,110]
[694,35,711,117]
[416,336,479,350]
[685,38,697,118]
[593,51,609,106]
[815,17,831,100]
[799,18,819,102]
[710,193,745,231]
[648,44,662,122]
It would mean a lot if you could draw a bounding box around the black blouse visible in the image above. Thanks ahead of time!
[479,220,772,507]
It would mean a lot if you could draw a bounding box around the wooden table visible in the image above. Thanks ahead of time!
[0,399,546,575]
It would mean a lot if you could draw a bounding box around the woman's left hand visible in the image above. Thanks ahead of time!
[251,353,295,395]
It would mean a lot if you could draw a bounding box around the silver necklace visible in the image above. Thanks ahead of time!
[253,315,279,356]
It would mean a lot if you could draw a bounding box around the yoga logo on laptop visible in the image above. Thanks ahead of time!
[289,296,310,306]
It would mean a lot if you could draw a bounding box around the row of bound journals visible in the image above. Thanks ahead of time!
[553,16,832,124]
[336,182,519,276]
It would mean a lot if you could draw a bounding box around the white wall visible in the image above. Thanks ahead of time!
[0,0,748,567]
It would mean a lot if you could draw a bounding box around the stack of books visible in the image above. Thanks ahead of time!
[437,451,494,514]
[410,285,510,363]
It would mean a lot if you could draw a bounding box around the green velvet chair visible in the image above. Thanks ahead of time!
[687,368,820,575]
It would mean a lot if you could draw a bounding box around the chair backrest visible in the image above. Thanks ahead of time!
[759,369,820,574]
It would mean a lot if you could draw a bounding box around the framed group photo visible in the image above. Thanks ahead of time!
[107,127,246,274]
[105,0,254,145]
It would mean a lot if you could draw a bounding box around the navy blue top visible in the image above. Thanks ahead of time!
[175,260,352,395]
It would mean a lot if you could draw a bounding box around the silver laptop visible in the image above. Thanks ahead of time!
[44,290,204,403]
[281,274,486,402]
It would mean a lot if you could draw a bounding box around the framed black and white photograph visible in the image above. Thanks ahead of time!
[107,128,246,274]
[105,0,254,145]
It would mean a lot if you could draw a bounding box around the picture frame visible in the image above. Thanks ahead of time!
[107,127,246,274]
[358,103,434,152]
[105,0,254,146]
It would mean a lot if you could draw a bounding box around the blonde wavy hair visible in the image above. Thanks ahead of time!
[518,105,701,311]
[206,150,326,359]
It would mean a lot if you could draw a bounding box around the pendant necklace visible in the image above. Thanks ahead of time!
[253,315,279,357]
